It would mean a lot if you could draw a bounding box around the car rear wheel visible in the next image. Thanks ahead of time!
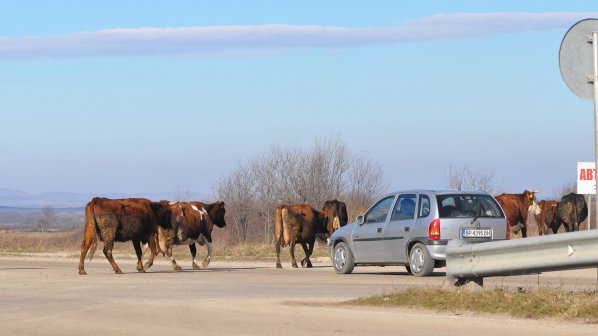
[409,243,434,277]
[333,242,355,274]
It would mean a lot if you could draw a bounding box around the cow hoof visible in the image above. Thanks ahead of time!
[202,259,210,268]
[301,259,307,268]
[276,263,282,269]
[306,263,313,268]
[137,268,146,273]
[174,266,183,271]
[115,269,124,274]
[292,263,298,268]
[144,262,153,269]
[192,264,201,270]
[78,270,87,275]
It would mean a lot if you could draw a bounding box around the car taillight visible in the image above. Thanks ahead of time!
[505,218,511,240]
[428,219,440,240]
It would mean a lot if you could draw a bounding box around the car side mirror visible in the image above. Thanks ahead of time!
[356,215,365,225]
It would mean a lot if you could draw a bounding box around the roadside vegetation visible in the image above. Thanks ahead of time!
[349,286,598,323]
[0,230,328,261]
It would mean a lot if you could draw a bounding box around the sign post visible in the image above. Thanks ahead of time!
[560,19,598,230]
[577,162,595,230]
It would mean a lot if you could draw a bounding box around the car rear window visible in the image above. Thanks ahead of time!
[436,194,504,218]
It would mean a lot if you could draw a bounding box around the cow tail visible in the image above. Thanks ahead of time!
[273,206,283,244]
[281,207,291,247]
[86,202,99,262]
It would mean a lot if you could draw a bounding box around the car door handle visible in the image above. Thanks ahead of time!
[404,227,410,232]
[377,228,382,233]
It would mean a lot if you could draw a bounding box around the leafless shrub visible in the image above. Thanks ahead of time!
[37,206,55,233]
[446,163,499,194]
[216,136,387,244]
[553,179,576,199]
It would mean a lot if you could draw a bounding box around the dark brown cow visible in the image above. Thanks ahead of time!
[188,201,226,269]
[553,193,588,233]
[535,200,558,235]
[321,199,348,233]
[78,197,159,275]
[494,190,540,238]
[273,204,327,268]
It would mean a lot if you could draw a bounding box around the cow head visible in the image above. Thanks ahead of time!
[522,190,539,208]
[321,199,348,235]
[210,201,227,228]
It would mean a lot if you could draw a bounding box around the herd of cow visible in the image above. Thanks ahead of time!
[77,197,348,275]
[78,190,588,275]
[78,197,226,275]
[495,190,589,238]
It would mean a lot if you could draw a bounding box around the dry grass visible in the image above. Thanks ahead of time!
[0,230,82,253]
[349,287,598,322]
[0,230,329,261]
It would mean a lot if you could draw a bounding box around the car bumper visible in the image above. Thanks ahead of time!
[427,244,447,260]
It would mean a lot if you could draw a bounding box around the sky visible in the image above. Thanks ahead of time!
[1,1,598,199]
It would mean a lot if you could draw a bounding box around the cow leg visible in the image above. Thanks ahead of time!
[189,243,201,270]
[102,241,123,274]
[78,220,96,275]
[132,240,145,273]
[290,240,298,268]
[300,238,315,268]
[202,233,213,268]
[521,224,527,238]
[143,233,158,270]
[275,239,283,268]
[168,246,182,271]
[202,242,213,268]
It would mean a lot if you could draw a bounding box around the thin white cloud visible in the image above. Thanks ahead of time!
[1,12,596,59]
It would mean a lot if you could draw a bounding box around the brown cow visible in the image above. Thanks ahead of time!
[149,201,223,271]
[78,197,159,275]
[494,190,540,238]
[321,199,348,233]
[274,204,327,268]
[535,200,558,236]
[188,201,227,269]
[147,201,191,271]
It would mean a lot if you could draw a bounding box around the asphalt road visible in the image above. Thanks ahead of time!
[1,254,597,336]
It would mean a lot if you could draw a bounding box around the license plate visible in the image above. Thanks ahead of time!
[461,228,493,238]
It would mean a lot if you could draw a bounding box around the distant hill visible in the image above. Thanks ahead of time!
[0,188,210,209]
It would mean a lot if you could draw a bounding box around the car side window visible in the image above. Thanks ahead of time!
[390,194,417,221]
[418,195,430,218]
[365,196,395,223]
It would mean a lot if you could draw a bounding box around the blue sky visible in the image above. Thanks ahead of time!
[1,1,597,198]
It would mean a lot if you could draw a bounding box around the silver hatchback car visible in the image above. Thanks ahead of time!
[328,190,509,276]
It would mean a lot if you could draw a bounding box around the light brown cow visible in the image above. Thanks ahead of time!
[494,190,540,238]
[274,204,327,268]
[535,200,558,236]
[78,197,159,275]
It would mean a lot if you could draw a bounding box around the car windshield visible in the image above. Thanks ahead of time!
[436,194,503,218]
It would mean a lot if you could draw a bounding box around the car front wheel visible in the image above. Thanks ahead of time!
[409,243,434,277]
[333,242,355,274]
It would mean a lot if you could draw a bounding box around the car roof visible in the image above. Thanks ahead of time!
[383,189,491,197]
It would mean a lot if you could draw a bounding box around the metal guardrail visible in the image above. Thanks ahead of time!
[446,230,598,287]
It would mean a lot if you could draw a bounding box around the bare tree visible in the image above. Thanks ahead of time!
[553,179,576,199]
[446,163,499,194]
[345,153,387,220]
[216,136,387,244]
[37,206,55,233]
